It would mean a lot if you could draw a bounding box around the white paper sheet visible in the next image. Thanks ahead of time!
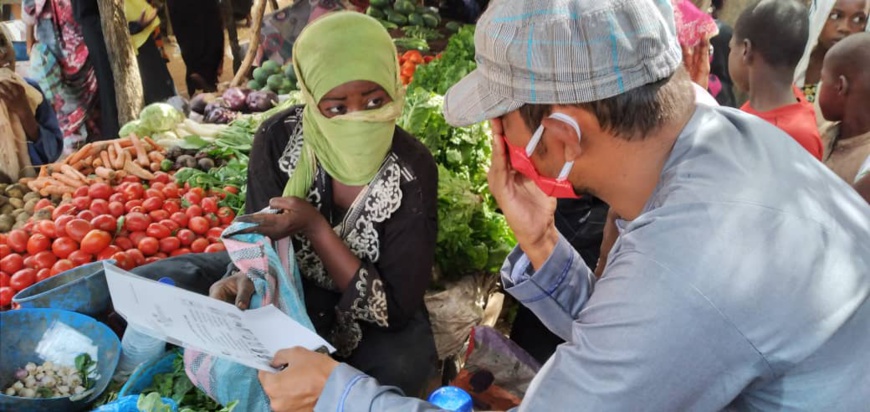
[103,263,334,372]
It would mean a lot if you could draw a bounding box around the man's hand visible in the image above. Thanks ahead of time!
[236,197,326,240]
[258,347,339,412]
[0,80,33,118]
[488,118,559,269]
[209,272,255,309]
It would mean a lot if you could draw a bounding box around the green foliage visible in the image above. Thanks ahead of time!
[410,25,477,95]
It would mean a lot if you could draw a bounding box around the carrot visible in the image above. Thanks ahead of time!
[38,165,48,178]
[148,151,165,163]
[66,143,93,166]
[52,172,84,189]
[115,170,128,179]
[40,185,75,197]
[108,145,121,170]
[124,158,155,180]
[130,134,150,167]
[112,141,126,169]
[149,162,161,172]
[26,178,47,192]
[95,167,117,181]
[115,137,134,148]
[100,150,112,169]
[143,136,164,153]
[61,164,88,183]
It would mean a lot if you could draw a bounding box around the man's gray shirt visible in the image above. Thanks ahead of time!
[315,105,870,411]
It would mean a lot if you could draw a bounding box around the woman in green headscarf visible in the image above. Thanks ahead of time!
[210,11,439,396]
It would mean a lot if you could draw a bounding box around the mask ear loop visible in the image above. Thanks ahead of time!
[525,124,545,157]
[547,113,582,182]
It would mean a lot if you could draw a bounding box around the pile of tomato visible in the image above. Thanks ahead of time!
[399,50,437,85]
[0,172,237,308]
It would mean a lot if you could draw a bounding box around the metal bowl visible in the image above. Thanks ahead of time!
[12,260,114,317]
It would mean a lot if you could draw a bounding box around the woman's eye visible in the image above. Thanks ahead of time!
[366,98,385,109]
[852,15,867,25]
[327,105,347,115]
[829,11,841,20]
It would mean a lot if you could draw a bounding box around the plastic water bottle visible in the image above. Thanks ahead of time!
[428,386,473,412]
[113,277,174,381]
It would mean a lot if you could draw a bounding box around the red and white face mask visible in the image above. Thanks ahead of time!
[504,113,581,199]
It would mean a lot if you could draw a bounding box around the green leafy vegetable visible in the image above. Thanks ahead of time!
[410,25,476,95]
[139,103,185,135]
[75,353,97,390]
[137,393,173,412]
[402,26,443,41]
[139,350,238,412]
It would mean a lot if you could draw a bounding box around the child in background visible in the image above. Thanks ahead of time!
[729,0,824,160]
[817,32,870,183]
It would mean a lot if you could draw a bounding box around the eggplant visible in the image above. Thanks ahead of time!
[204,98,230,116]
[175,154,197,169]
[197,158,216,171]
[205,107,237,124]
[190,93,217,115]
[222,87,251,112]
[246,90,278,112]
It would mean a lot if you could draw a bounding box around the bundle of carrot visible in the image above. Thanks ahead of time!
[21,135,166,197]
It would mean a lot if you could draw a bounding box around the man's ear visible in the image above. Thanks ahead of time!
[837,75,850,96]
[541,113,583,162]
[742,39,753,65]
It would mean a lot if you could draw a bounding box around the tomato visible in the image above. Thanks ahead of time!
[51,237,78,259]
[170,212,189,228]
[21,222,35,233]
[26,234,51,255]
[64,219,92,242]
[76,210,96,221]
[34,198,53,211]
[52,203,76,220]
[151,172,171,185]
[125,212,151,232]
[206,227,224,243]
[177,229,196,246]
[23,255,36,269]
[159,219,180,234]
[162,183,180,199]
[86,182,111,200]
[90,199,110,216]
[97,245,123,261]
[108,201,126,218]
[204,243,226,253]
[163,200,181,214]
[125,200,144,213]
[201,197,218,214]
[128,231,148,248]
[153,252,169,259]
[188,216,210,235]
[190,238,209,253]
[91,215,117,232]
[0,245,9,259]
[0,287,14,307]
[34,221,57,239]
[145,223,171,239]
[223,185,239,195]
[150,182,166,191]
[401,62,416,78]
[144,257,162,265]
[73,186,89,198]
[50,259,74,276]
[145,188,165,201]
[122,182,144,201]
[183,192,202,207]
[68,250,93,266]
[53,215,74,237]
[122,175,140,184]
[217,207,235,225]
[72,195,91,211]
[143,197,163,213]
[31,251,57,271]
[149,210,170,222]
[109,192,125,204]
[184,205,203,219]
[170,248,191,257]
[137,237,160,256]
[158,237,181,254]
[205,213,220,228]
[36,268,52,282]
[80,230,112,255]
[114,237,133,251]
[126,249,146,267]
[112,252,135,270]
[1,254,24,274]
[0,272,9,288]
[7,230,28,253]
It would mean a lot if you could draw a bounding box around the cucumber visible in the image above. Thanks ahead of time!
[377,18,399,30]
[422,13,440,28]
[370,0,390,8]
[367,6,385,19]
[407,13,424,27]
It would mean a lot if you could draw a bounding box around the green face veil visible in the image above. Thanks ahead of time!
[284,11,404,198]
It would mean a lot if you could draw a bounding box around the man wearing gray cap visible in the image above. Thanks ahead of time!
[256,0,870,410]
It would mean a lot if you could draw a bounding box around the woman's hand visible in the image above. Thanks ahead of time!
[209,272,255,309]
[487,118,559,269]
[237,197,326,240]
[258,347,339,412]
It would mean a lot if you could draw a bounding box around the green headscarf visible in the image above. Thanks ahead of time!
[284,11,404,197]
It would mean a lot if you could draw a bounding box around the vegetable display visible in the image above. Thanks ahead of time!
[369,0,441,31]
[0,183,45,232]
[398,50,435,85]
[248,60,297,95]
[4,355,95,399]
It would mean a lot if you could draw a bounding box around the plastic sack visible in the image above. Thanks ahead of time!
[424,276,485,360]
[450,326,541,411]
[183,215,315,410]
[92,395,178,412]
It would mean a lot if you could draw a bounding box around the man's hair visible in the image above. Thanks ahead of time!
[734,0,809,69]
[517,68,692,141]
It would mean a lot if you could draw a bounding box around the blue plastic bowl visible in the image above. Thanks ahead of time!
[117,350,178,398]
[0,308,121,412]
[12,260,113,317]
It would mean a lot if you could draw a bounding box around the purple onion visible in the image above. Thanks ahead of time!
[14,369,27,380]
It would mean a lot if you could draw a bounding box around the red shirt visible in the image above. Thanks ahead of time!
[741,88,824,160]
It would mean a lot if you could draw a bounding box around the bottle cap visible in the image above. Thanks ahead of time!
[428,386,473,412]
[157,277,175,286]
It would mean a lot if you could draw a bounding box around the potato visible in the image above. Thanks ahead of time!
[0,195,7,207]
[8,198,23,209]
[0,184,7,193]
[24,199,37,214]
[15,212,31,223]
[23,192,40,203]
[0,204,14,216]
[0,215,12,232]
[5,184,24,199]
[33,209,51,222]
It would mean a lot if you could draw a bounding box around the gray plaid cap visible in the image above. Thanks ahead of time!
[443,0,682,127]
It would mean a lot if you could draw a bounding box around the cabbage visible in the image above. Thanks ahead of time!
[139,103,185,134]
[118,120,148,138]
